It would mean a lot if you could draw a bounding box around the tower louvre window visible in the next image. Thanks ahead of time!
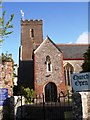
[30,29,34,38]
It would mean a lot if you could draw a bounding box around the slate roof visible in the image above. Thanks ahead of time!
[57,44,90,60]
[35,37,90,60]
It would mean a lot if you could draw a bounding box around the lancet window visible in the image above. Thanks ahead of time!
[46,56,52,72]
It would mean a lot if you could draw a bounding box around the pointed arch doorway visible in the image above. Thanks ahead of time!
[45,82,57,102]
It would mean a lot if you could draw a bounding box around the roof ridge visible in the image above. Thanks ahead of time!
[57,44,90,46]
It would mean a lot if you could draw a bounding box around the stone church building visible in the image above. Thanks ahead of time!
[18,19,89,102]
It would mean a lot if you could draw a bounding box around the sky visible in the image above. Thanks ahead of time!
[3,0,90,2]
[1,2,88,64]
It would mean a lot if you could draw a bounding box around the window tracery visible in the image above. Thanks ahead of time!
[64,63,74,86]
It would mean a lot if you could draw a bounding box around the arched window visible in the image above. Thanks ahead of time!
[46,56,52,72]
[30,29,34,38]
[64,63,74,86]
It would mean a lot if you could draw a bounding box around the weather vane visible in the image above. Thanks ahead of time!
[20,10,24,20]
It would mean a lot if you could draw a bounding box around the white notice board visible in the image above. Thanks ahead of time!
[72,72,90,92]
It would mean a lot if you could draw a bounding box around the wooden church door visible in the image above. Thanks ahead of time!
[45,82,57,102]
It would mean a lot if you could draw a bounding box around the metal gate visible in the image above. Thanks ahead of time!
[16,93,73,120]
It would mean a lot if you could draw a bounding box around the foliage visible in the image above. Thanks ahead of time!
[81,46,90,72]
[1,52,16,82]
[0,2,14,43]
[2,51,14,62]
[22,87,35,104]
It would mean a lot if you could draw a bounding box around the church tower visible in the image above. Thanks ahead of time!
[20,19,43,60]
[18,19,43,88]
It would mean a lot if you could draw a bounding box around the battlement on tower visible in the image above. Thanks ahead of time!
[21,19,43,25]
[20,18,43,60]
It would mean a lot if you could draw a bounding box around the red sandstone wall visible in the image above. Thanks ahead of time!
[0,61,13,96]
[21,20,43,60]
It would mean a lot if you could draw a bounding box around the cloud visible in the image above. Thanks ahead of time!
[68,42,73,44]
[75,32,89,44]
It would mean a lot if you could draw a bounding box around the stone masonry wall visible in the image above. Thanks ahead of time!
[34,39,66,96]
[0,61,13,96]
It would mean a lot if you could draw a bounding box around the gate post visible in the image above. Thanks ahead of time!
[72,92,90,120]
[72,92,82,120]
[80,92,90,120]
